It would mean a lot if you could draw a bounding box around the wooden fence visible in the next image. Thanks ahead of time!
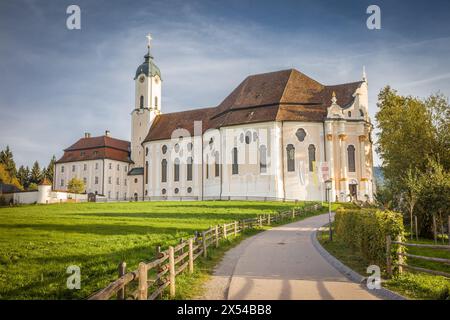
[88,204,321,300]
[386,235,450,278]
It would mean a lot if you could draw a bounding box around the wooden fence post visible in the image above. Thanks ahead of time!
[234,221,238,237]
[396,235,403,274]
[138,262,147,300]
[268,214,271,226]
[117,261,126,300]
[202,231,207,258]
[414,215,419,241]
[169,246,175,298]
[215,226,219,248]
[385,236,392,278]
[188,238,194,274]
[223,224,227,239]
[433,215,437,244]
[156,245,163,299]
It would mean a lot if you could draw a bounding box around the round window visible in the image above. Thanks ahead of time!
[174,188,179,194]
[161,188,166,195]
[134,178,138,183]
[162,145,167,154]
[187,187,192,193]
[174,143,180,153]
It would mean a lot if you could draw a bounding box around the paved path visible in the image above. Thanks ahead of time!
[198,213,380,300]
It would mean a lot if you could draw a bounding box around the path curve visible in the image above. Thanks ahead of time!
[198,213,380,300]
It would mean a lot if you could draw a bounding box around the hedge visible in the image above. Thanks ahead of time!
[334,208,405,269]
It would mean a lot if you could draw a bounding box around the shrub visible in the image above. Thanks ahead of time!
[334,208,405,269]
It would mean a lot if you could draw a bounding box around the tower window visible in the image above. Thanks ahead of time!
[348,145,356,172]
[155,96,158,107]
[286,144,295,172]
[308,144,316,172]
[145,161,149,184]
[139,95,144,108]
[348,111,352,117]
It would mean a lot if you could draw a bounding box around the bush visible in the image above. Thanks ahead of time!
[334,208,405,269]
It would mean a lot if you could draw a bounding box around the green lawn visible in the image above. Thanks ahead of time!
[318,225,450,300]
[0,200,313,300]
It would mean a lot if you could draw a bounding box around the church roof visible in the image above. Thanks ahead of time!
[143,68,363,142]
[134,53,161,80]
[56,135,132,164]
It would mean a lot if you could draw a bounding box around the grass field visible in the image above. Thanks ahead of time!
[318,226,450,300]
[0,200,312,300]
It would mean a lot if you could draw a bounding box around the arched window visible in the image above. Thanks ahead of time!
[155,96,158,107]
[348,111,352,117]
[308,144,316,172]
[174,158,180,182]
[286,144,295,172]
[260,145,267,173]
[161,159,167,182]
[139,95,144,108]
[348,145,356,172]
[232,147,239,175]
[214,151,220,177]
[187,157,193,181]
[145,161,149,184]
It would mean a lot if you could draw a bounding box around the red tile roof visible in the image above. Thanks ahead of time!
[56,135,131,164]
[144,69,363,142]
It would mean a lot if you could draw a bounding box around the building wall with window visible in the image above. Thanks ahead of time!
[54,159,130,199]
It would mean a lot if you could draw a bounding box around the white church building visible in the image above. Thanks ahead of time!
[54,36,375,203]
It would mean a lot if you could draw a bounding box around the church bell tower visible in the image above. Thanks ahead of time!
[130,34,162,168]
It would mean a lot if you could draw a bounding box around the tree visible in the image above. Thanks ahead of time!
[376,87,435,195]
[30,161,42,185]
[28,182,38,191]
[17,166,29,189]
[44,155,56,182]
[0,163,22,190]
[402,168,422,239]
[415,159,450,237]
[0,146,17,180]
[67,178,85,194]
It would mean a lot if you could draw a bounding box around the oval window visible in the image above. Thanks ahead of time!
[296,128,307,142]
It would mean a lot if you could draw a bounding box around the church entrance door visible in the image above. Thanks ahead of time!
[134,193,138,201]
[349,184,357,201]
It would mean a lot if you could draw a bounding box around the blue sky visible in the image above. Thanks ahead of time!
[1,0,450,168]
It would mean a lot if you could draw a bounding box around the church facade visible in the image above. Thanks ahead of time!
[54,38,375,203]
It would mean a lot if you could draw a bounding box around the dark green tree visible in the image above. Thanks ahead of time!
[44,155,56,182]
[30,161,42,185]
[0,146,17,179]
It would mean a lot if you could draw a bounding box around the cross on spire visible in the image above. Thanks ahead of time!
[145,33,153,57]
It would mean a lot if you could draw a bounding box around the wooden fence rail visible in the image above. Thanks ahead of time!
[386,235,450,279]
[88,203,321,300]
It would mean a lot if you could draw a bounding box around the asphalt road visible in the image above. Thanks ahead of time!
[199,213,380,300]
